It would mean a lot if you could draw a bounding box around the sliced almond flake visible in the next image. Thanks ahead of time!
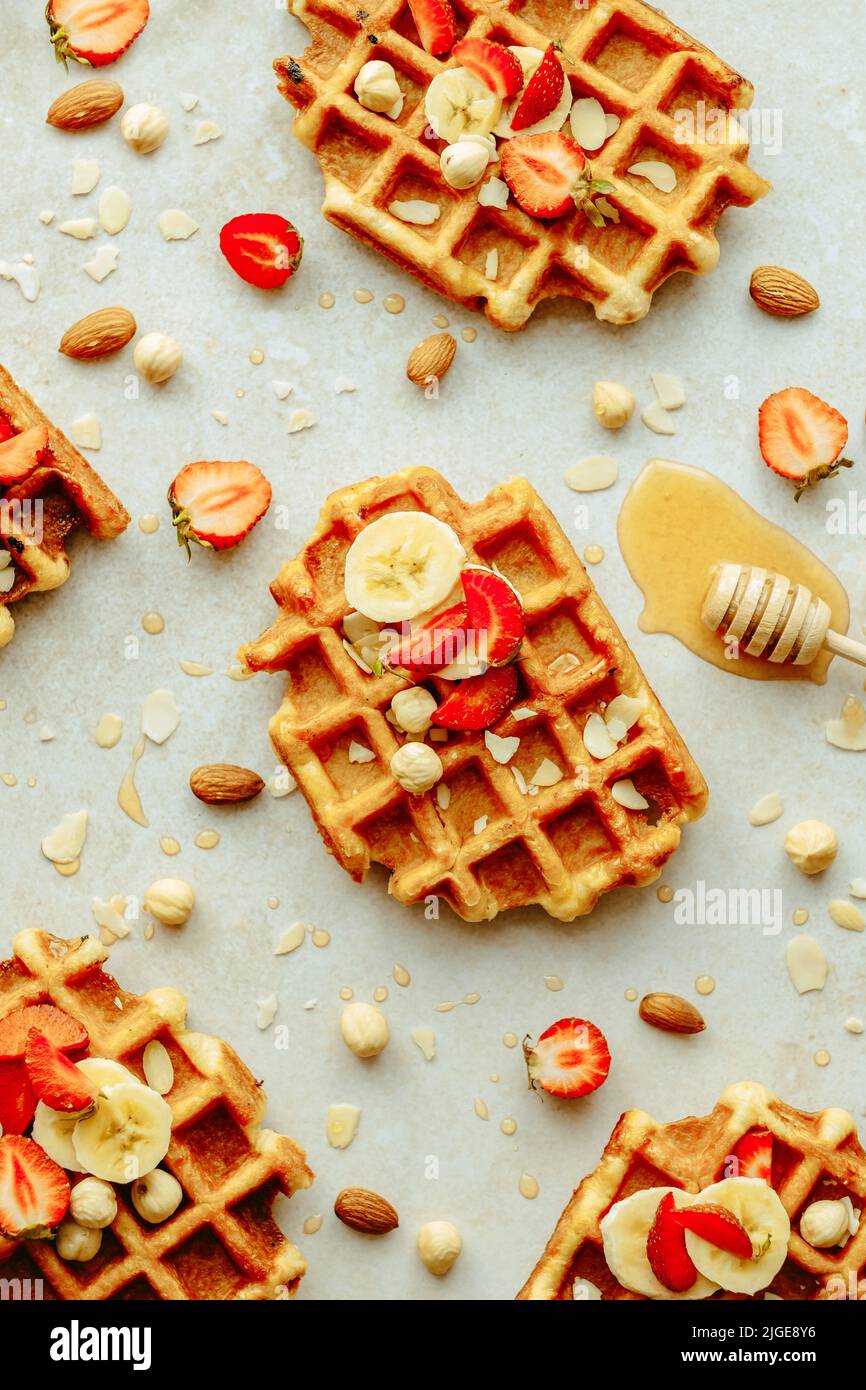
[641,400,675,435]
[268,769,297,798]
[58,217,97,239]
[272,379,293,399]
[826,695,866,751]
[388,198,440,225]
[628,160,677,194]
[42,810,87,865]
[256,993,278,1030]
[548,651,581,677]
[478,176,509,210]
[484,248,499,281]
[436,783,451,810]
[583,712,618,760]
[530,757,563,787]
[411,1025,436,1061]
[565,454,618,493]
[484,730,519,764]
[604,695,646,736]
[569,97,607,151]
[334,376,356,393]
[511,765,528,794]
[193,119,222,145]
[611,778,649,810]
[98,186,131,235]
[511,706,536,721]
[83,245,118,283]
[72,159,100,195]
[749,791,783,826]
[141,689,179,745]
[274,921,307,955]
[850,879,866,899]
[473,814,488,835]
[142,1039,174,1094]
[652,372,686,410]
[845,1017,864,1034]
[287,408,317,434]
[342,610,377,644]
[92,895,129,940]
[348,739,375,764]
[211,409,229,425]
[159,208,199,241]
[840,1196,861,1237]
[180,660,212,677]
[326,1103,361,1149]
[342,638,373,674]
[828,899,865,932]
[785,934,828,994]
[180,92,199,111]
[70,414,102,450]
[39,209,55,224]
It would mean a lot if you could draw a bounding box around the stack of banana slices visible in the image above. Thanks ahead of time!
[33,1056,172,1182]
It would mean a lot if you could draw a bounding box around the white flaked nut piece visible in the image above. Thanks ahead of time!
[69,1177,117,1230]
[133,331,183,384]
[143,878,195,926]
[391,687,437,735]
[783,819,838,875]
[417,1220,462,1275]
[121,103,169,154]
[353,60,402,116]
[592,381,635,430]
[799,1199,851,1248]
[131,1168,183,1224]
[56,1217,102,1262]
[340,1001,390,1058]
[390,741,443,795]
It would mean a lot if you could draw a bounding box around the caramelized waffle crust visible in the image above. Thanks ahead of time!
[518,1081,866,1300]
[0,932,313,1300]
[240,467,707,923]
[0,365,129,651]
[275,0,769,329]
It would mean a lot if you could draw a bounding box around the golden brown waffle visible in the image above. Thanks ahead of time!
[518,1081,866,1300]
[0,365,129,651]
[239,467,707,922]
[0,931,313,1300]
[275,0,769,329]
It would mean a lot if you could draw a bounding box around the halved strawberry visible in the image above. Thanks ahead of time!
[0,1136,70,1240]
[219,214,304,291]
[646,1192,698,1292]
[500,131,614,224]
[0,415,16,444]
[461,566,524,666]
[24,1032,97,1114]
[169,459,272,554]
[0,1005,88,1061]
[510,43,565,132]
[731,1127,772,1184]
[387,601,468,674]
[452,37,522,98]
[406,0,456,56]
[431,663,518,731]
[672,1203,754,1259]
[0,1061,37,1137]
[46,0,150,67]
[524,1017,611,1099]
[758,388,852,500]
[0,424,49,486]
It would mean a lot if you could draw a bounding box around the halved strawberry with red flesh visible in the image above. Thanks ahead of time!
[0,1136,70,1239]
[0,1062,37,1137]
[431,663,518,731]
[646,1192,698,1292]
[758,388,851,500]
[523,1017,611,1099]
[500,131,588,219]
[0,424,49,486]
[452,37,523,97]
[732,1127,772,1184]
[671,1203,754,1259]
[406,0,455,56]
[387,601,468,674]
[461,566,524,666]
[24,1032,97,1114]
[46,0,150,67]
[0,1005,88,1061]
[169,460,272,554]
[510,43,566,132]
[219,214,304,291]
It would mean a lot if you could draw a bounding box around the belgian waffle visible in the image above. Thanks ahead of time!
[239,467,707,922]
[275,0,769,329]
[0,931,313,1300]
[0,365,129,651]
[518,1081,866,1300]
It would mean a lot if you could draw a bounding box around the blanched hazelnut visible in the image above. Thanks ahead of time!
[121,103,169,154]
[134,332,183,384]
[70,1177,117,1230]
[592,380,635,430]
[56,1217,102,1262]
[390,741,442,794]
[799,1199,851,1248]
[131,1168,183,1224]
[783,820,838,875]
[391,687,437,734]
[353,60,402,117]
[340,1001,390,1058]
[417,1220,462,1275]
[440,136,494,190]
[143,878,195,926]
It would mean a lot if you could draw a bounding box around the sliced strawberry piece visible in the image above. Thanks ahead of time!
[0,1061,37,1137]
[452,37,522,97]
[646,1192,699,1292]
[758,388,851,500]
[387,601,468,674]
[672,1203,754,1259]
[0,415,17,444]
[0,1136,70,1239]
[431,664,518,731]
[46,0,150,67]
[524,1017,610,1099]
[406,0,456,56]
[461,566,524,666]
[0,424,49,486]
[500,131,614,224]
[219,214,304,291]
[0,1005,88,1062]
[24,1032,97,1115]
[732,1127,773,1184]
[169,459,272,554]
[510,43,565,132]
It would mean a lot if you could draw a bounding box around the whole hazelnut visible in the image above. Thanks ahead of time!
[340,1001,390,1058]
[121,103,169,154]
[390,741,443,795]
[783,819,838,875]
[56,1217,102,1262]
[417,1220,462,1276]
[133,332,183,385]
[592,380,635,430]
[391,687,437,735]
[799,1199,851,1249]
[131,1168,183,1224]
[143,878,195,926]
[70,1176,117,1230]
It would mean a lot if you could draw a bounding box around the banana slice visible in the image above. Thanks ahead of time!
[600,1186,719,1299]
[682,1177,790,1295]
[72,1082,172,1184]
[425,68,502,144]
[31,1058,138,1173]
[493,47,573,140]
[344,512,466,623]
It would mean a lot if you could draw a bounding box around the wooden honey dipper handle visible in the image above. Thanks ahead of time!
[701,562,866,669]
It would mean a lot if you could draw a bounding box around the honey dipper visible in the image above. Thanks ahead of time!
[701,562,866,668]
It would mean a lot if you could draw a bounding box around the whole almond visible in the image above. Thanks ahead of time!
[639,992,706,1035]
[46,79,124,132]
[59,306,137,360]
[334,1187,399,1235]
[406,332,457,389]
[189,763,265,804]
[749,265,819,318]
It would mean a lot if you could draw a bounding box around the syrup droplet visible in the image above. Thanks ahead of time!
[657,884,674,903]
[160,836,181,856]
[318,292,335,309]
[519,1173,539,1200]
[584,544,604,565]
[353,288,373,303]
[460,326,477,343]
[814,1049,831,1068]
[142,611,165,635]
[695,975,716,996]
[311,927,330,948]
[503,1032,518,1048]
[138,514,160,534]
[383,292,405,314]
[194,828,220,850]
[392,963,410,987]
[501,1117,517,1136]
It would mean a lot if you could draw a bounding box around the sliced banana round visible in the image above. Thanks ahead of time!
[344,512,466,623]
[72,1082,173,1184]
[31,1058,138,1173]
[682,1177,790,1295]
[600,1186,720,1300]
[493,47,573,140]
[425,68,502,144]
